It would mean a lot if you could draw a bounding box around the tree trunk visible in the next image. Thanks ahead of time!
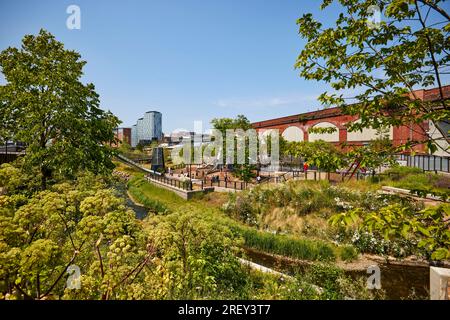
[41,167,47,190]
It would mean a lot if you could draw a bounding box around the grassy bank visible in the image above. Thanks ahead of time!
[239,228,335,261]
[123,174,337,262]
[128,180,170,214]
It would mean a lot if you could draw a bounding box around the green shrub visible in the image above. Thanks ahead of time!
[339,245,358,262]
[385,166,424,176]
[307,263,343,291]
[304,263,385,300]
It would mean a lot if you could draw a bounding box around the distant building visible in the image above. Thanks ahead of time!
[252,85,450,171]
[137,118,144,145]
[113,127,131,147]
[133,111,163,146]
[131,124,138,148]
[143,111,162,141]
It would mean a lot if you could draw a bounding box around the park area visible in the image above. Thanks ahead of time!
[113,157,450,299]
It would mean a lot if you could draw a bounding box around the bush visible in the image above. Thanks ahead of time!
[339,245,358,262]
[338,229,420,258]
[383,166,449,194]
[385,166,424,176]
[303,263,385,299]
[307,263,343,294]
[222,193,259,226]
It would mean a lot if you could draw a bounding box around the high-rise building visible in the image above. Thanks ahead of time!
[131,124,138,147]
[143,111,162,141]
[136,118,144,145]
[128,111,163,147]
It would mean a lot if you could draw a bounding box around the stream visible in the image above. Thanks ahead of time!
[244,248,430,300]
[126,195,148,220]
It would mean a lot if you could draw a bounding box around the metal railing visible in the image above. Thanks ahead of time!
[170,163,187,171]
[397,154,450,173]
[145,173,193,191]
[203,178,248,190]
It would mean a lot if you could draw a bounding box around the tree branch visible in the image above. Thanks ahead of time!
[417,0,450,21]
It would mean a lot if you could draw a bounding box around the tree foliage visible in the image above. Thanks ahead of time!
[144,211,247,299]
[211,114,253,133]
[347,136,397,169]
[296,0,450,153]
[0,29,120,189]
[285,140,347,172]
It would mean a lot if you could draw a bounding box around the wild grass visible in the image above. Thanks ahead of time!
[222,181,353,234]
[382,166,450,194]
[338,245,359,262]
[238,227,335,262]
[128,180,170,214]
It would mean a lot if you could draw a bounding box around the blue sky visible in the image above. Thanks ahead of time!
[0,1,447,134]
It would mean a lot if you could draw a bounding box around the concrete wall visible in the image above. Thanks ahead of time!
[428,121,450,157]
[145,177,213,200]
[308,122,340,142]
[282,126,304,142]
[430,267,450,300]
[347,119,393,142]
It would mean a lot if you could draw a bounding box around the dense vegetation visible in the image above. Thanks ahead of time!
[1,161,381,300]
[223,179,450,260]
[296,0,449,154]
[377,167,450,200]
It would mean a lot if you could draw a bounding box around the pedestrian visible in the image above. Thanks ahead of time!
[256,175,261,184]
[303,162,309,173]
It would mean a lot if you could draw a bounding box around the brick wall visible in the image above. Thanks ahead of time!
[252,85,449,154]
[113,127,132,147]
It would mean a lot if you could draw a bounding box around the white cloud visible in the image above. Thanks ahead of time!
[214,94,319,108]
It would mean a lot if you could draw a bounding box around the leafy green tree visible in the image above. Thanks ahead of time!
[264,133,288,159]
[346,136,397,171]
[285,140,347,172]
[117,141,132,154]
[211,115,253,133]
[296,0,450,154]
[0,29,120,189]
[211,115,258,182]
[211,115,253,165]
[233,164,257,183]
